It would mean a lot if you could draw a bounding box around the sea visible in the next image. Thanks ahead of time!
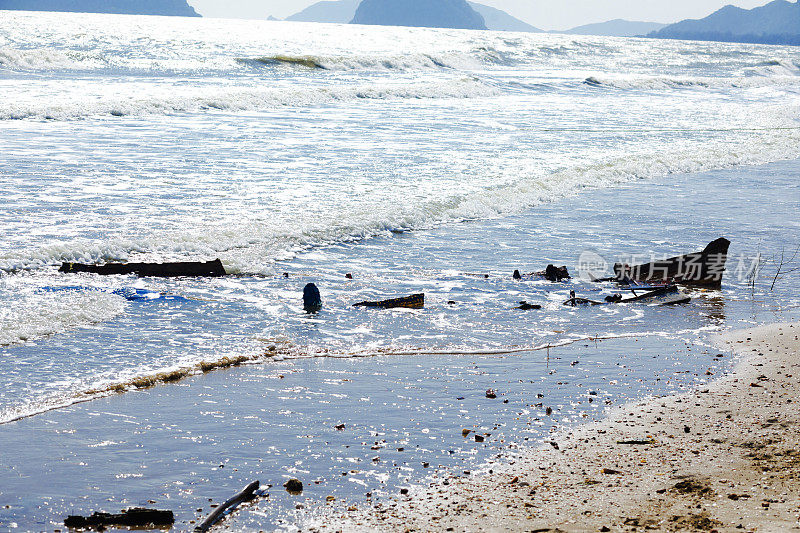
[1,10,799,530]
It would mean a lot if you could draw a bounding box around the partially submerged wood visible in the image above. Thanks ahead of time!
[513,265,570,282]
[59,259,226,277]
[353,293,424,309]
[613,238,730,288]
[195,480,261,533]
[563,291,605,306]
[64,507,174,528]
[564,285,688,307]
[303,283,322,313]
[619,284,678,302]
[514,301,542,310]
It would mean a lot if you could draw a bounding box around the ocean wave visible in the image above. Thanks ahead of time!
[0,47,75,70]
[583,73,800,91]
[0,77,497,121]
[0,45,501,75]
[747,58,800,77]
[0,290,126,347]
[3,127,799,275]
[235,49,496,72]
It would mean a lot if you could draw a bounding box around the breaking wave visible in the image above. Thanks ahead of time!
[0,46,500,74]
[3,127,799,275]
[235,49,496,72]
[583,73,800,91]
[0,77,497,120]
[0,290,127,347]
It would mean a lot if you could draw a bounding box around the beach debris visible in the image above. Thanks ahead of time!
[513,265,570,281]
[353,293,424,309]
[303,283,322,313]
[540,265,570,282]
[284,479,304,494]
[515,301,542,310]
[474,435,485,443]
[462,429,471,437]
[485,389,497,399]
[545,406,553,416]
[549,441,560,450]
[64,508,174,529]
[59,259,226,277]
[345,273,353,279]
[602,468,622,475]
[613,237,730,288]
[194,481,262,533]
[617,439,655,445]
[671,479,713,497]
[563,290,604,306]
[334,423,346,431]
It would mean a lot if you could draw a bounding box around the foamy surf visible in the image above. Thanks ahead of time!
[3,127,799,275]
[0,326,720,426]
[0,290,127,347]
[0,77,497,121]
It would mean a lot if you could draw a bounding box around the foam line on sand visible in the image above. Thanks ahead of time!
[310,322,800,532]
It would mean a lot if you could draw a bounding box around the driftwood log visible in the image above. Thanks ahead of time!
[64,508,174,528]
[194,480,261,533]
[59,259,226,277]
[353,293,424,309]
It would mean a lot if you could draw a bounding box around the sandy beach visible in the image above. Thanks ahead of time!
[313,322,800,532]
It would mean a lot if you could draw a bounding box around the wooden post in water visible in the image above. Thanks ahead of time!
[195,480,260,532]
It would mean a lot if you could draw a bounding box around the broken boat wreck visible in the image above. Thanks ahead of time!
[612,237,730,288]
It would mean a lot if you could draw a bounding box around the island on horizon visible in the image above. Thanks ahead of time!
[0,0,199,16]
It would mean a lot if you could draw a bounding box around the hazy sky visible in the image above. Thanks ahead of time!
[187,0,773,30]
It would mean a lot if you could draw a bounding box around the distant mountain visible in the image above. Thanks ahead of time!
[285,0,360,23]
[560,19,666,37]
[649,0,800,45]
[466,2,542,32]
[0,0,199,16]
[286,0,538,31]
[350,0,487,30]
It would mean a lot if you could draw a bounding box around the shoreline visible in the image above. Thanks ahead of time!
[313,322,800,532]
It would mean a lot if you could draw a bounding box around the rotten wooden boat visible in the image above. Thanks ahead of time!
[59,259,226,277]
[612,237,730,288]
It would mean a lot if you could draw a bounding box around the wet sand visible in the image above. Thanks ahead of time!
[314,322,800,532]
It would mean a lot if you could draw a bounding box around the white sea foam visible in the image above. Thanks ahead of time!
[0,291,127,347]
[0,47,78,70]
[0,77,497,120]
[3,126,799,275]
[584,73,800,91]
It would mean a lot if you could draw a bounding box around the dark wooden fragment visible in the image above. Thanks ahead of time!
[194,481,260,533]
[353,293,424,309]
[59,259,226,277]
[64,508,174,528]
